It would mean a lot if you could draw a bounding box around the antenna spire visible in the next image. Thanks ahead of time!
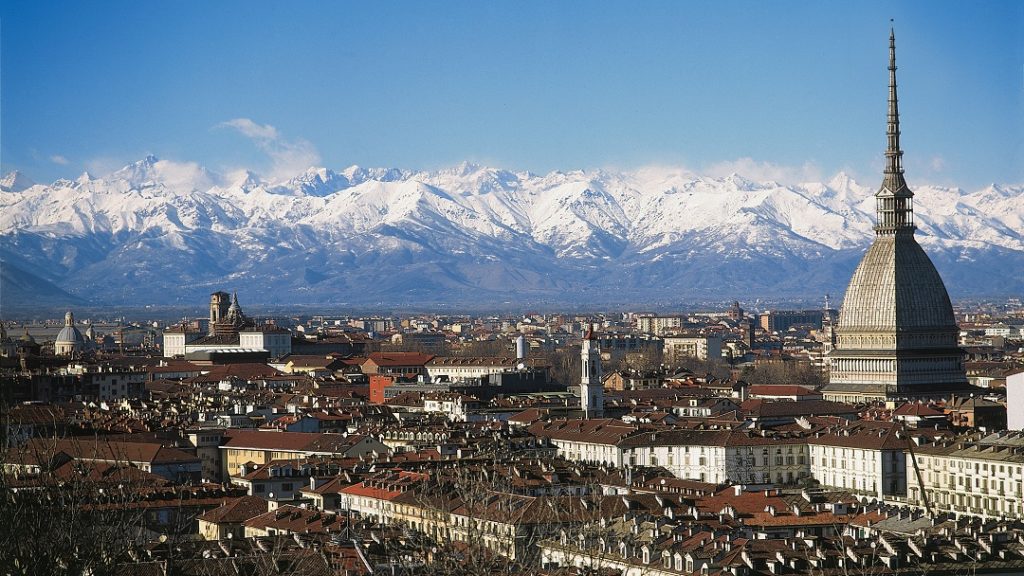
[886,26,902,177]
[874,25,915,235]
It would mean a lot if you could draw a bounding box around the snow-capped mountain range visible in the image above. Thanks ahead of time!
[2,156,1022,308]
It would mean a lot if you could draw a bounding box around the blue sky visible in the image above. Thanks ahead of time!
[2,1,1021,189]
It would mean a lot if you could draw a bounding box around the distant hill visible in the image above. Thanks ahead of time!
[1,259,89,310]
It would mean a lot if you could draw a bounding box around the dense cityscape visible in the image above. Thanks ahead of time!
[2,287,1024,575]
[3,4,1024,576]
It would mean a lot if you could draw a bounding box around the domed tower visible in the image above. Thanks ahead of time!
[728,301,744,322]
[54,310,86,356]
[823,30,967,403]
[226,292,244,325]
[209,291,230,335]
[0,322,15,357]
[17,329,40,356]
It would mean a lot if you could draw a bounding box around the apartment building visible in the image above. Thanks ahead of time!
[906,431,1024,520]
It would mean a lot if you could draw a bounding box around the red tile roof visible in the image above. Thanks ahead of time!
[222,430,374,454]
[364,352,434,367]
[32,437,200,466]
[747,385,819,396]
[892,402,945,417]
[242,504,345,534]
[198,495,269,524]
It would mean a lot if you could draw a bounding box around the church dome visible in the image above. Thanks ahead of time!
[838,234,956,334]
[55,310,86,356]
[55,325,85,345]
[56,310,85,344]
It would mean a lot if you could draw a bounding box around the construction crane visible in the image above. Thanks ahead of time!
[901,422,934,518]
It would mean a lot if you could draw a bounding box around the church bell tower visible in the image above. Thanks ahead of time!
[580,324,604,418]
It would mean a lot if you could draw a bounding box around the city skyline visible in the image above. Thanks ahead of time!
[3,4,1024,573]
[2,1,1022,190]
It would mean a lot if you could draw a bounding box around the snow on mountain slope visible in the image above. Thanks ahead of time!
[0,171,36,193]
[1,157,1022,307]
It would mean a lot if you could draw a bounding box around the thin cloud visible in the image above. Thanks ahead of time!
[50,154,69,165]
[703,157,823,185]
[219,118,279,142]
[150,159,216,191]
[84,156,125,177]
[217,118,320,181]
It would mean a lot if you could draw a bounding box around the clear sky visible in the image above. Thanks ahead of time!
[2,0,1021,189]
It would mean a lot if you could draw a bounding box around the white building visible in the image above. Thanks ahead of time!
[164,323,292,359]
[425,356,549,382]
[531,417,910,499]
[1008,371,1024,431]
[808,422,907,499]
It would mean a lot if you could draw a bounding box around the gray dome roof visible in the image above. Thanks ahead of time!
[55,325,85,344]
[838,233,956,333]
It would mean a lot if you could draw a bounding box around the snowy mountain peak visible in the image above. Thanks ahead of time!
[2,158,1022,306]
[0,171,35,192]
[110,155,162,186]
[452,161,483,177]
[285,166,347,196]
[723,173,756,190]
[227,169,262,190]
[828,171,855,188]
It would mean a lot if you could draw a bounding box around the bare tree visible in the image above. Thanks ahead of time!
[740,361,825,387]
[672,356,732,381]
[0,433,150,575]
[449,339,512,358]
[540,346,582,389]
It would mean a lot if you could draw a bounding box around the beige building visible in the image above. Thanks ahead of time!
[906,431,1024,520]
[220,430,389,480]
[662,335,721,363]
[635,315,683,335]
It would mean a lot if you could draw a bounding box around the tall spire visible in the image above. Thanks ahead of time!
[875,25,915,235]
[885,27,902,178]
